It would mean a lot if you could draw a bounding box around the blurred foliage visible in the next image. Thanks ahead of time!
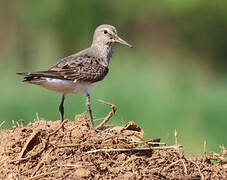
[1,0,227,71]
[0,0,226,155]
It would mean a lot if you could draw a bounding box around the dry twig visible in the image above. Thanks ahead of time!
[11,140,47,163]
[96,100,116,129]
[0,157,8,164]
[164,159,188,175]
[164,159,181,171]
[29,121,66,174]
[31,147,54,177]
[26,170,58,180]
[19,129,41,158]
[13,121,65,163]
[189,159,205,180]
[48,120,66,137]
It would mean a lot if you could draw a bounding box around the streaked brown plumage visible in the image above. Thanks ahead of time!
[18,55,109,83]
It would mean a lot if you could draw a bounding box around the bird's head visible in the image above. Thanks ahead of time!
[92,24,132,48]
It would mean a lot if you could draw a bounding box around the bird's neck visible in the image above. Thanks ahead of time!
[91,43,113,67]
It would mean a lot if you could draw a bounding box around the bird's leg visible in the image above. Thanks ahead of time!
[59,94,65,132]
[86,93,95,129]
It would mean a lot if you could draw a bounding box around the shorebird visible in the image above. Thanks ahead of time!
[17,24,132,131]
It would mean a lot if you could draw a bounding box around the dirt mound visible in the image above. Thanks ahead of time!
[0,114,226,179]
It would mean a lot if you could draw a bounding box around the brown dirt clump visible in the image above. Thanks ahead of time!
[0,114,226,179]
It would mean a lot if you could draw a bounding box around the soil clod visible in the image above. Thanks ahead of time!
[0,114,226,179]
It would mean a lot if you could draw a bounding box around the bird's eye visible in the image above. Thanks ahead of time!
[104,30,108,34]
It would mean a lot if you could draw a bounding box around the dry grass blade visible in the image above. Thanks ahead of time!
[181,159,188,175]
[148,142,166,146]
[56,163,94,168]
[86,145,182,154]
[0,121,5,128]
[174,129,178,145]
[133,139,164,146]
[55,143,80,148]
[121,156,139,167]
[203,140,207,156]
[35,112,40,121]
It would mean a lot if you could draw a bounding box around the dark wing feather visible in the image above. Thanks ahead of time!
[17,54,109,83]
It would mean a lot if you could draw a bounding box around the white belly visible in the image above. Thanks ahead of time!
[40,78,94,95]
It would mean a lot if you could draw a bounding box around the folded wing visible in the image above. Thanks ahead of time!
[17,54,109,83]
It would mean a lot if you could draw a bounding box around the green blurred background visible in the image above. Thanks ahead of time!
[0,0,226,155]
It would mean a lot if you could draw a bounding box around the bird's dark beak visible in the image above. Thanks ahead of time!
[115,36,133,48]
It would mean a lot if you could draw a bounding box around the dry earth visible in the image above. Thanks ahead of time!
[0,113,226,179]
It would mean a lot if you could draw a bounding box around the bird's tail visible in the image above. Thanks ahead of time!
[17,72,39,82]
[16,72,29,76]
